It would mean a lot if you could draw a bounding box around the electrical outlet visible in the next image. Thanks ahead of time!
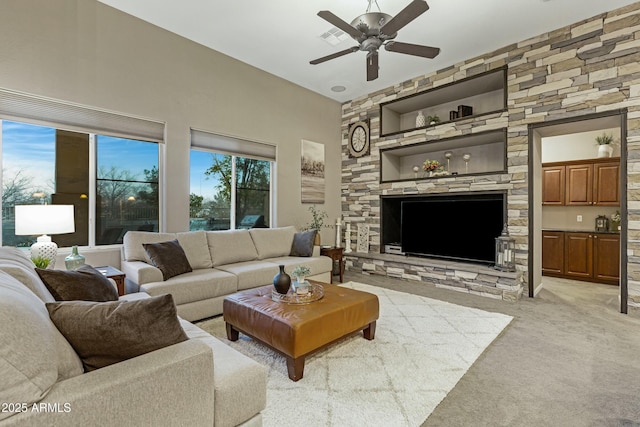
[577,215,583,222]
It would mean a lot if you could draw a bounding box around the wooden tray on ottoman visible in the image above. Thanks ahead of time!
[223,281,379,381]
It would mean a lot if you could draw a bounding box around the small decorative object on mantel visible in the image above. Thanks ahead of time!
[344,223,353,253]
[495,224,516,272]
[412,165,420,179]
[273,265,291,294]
[458,105,473,117]
[427,115,440,125]
[462,153,471,174]
[595,215,610,232]
[444,151,453,172]
[611,210,621,231]
[449,110,458,121]
[595,132,615,158]
[422,159,443,177]
[357,224,370,253]
[64,245,86,270]
[415,110,426,127]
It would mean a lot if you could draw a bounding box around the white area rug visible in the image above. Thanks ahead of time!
[197,282,512,427]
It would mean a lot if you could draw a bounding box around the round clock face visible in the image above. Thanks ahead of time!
[349,121,369,158]
[351,126,367,152]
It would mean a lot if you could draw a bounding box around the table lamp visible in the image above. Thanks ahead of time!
[15,204,75,268]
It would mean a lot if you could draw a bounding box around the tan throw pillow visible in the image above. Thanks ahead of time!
[36,265,119,302]
[46,294,188,372]
[143,239,193,281]
[290,230,317,257]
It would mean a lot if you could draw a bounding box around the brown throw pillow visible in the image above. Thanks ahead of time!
[46,294,188,372]
[36,264,119,302]
[290,230,316,257]
[143,239,192,280]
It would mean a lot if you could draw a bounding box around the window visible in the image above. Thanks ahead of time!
[190,150,272,231]
[1,120,159,247]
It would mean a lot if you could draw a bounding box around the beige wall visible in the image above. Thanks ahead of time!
[0,0,342,245]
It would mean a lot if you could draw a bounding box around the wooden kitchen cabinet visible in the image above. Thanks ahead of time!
[542,158,620,206]
[565,164,593,206]
[564,232,593,279]
[542,230,620,284]
[592,233,620,283]
[542,166,565,205]
[542,231,565,275]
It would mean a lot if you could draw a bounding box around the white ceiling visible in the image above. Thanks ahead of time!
[97,0,639,103]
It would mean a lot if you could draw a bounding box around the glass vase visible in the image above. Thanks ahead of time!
[65,245,85,270]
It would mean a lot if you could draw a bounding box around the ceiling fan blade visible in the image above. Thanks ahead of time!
[380,0,429,37]
[310,46,360,65]
[317,11,364,39]
[367,52,379,81]
[385,41,440,58]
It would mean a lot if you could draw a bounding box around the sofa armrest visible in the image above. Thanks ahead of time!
[3,340,214,427]
[121,260,163,285]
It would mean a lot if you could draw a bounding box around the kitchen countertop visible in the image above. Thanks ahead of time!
[542,228,620,234]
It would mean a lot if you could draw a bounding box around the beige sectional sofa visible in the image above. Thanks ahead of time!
[121,227,333,321]
[0,247,266,427]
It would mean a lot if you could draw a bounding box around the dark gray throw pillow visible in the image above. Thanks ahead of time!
[46,294,188,372]
[143,239,192,280]
[36,264,119,302]
[290,230,316,257]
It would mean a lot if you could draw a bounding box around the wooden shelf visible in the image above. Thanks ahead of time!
[380,67,507,137]
[380,129,507,183]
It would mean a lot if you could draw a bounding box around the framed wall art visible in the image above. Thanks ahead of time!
[301,139,325,204]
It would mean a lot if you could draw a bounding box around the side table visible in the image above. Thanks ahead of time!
[320,246,344,283]
[96,266,126,296]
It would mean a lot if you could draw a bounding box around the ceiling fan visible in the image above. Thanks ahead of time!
[310,0,440,81]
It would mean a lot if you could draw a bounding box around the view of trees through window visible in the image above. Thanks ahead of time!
[1,120,159,247]
[190,150,270,231]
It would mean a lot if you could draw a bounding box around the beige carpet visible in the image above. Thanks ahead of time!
[197,282,512,427]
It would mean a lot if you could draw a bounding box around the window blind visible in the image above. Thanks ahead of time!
[190,128,276,161]
[0,88,165,143]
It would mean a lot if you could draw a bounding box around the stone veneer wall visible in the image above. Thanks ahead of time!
[341,3,640,308]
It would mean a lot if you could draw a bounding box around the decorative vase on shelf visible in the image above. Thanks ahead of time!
[273,265,291,294]
[64,245,85,270]
[597,144,613,158]
[415,110,426,127]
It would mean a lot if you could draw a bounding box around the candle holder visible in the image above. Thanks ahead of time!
[444,151,453,172]
[495,224,516,272]
[462,153,471,174]
[412,165,420,179]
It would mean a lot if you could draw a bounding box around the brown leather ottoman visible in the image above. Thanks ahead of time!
[223,282,379,381]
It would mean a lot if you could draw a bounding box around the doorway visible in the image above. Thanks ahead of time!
[528,110,628,313]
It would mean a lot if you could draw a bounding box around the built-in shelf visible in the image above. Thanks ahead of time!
[380,129,507,183]
[379,67,507,137]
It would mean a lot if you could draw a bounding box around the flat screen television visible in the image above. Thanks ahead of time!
[401,194,504,264]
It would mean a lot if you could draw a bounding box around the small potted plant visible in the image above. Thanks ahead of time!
[31,256,50,269]
[427,115,440,125]
[595,133,615,158]
[422,159,442,177]
[291,265,311,295]
[304,205,331,245]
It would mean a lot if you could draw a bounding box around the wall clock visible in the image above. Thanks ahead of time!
[348,120,370,158]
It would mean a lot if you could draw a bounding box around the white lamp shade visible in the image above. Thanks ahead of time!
[15,205,75,236]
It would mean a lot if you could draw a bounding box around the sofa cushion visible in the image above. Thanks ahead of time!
[181,319,267,427]
[0,247,55,302]
[143,239,193,281]
[0,270,83,421]
[46,294,188,372]
[140,268,238,305]
[249,226,296,259]
[217,260,280,291]
[290,230,317,257]
[177,231,213,269]
[123,231,177,263]
[36,265,119,302]
[207,229,258,267]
